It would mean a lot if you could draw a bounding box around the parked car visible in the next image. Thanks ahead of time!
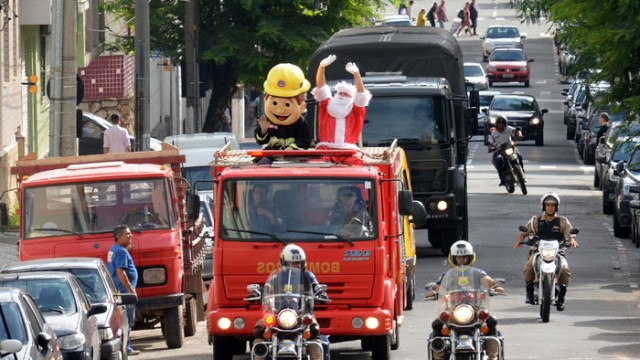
[579,109,627,165]
[612,144,640,237]
[566,81,610,141]
[0,287,63,360]
[562,79,582,125]
[464,62,489,91]
[628,192,640,247]
[558,43,577,76]
[80,112,163,155]
[565,83,588,140]
[0,272,106,360]
[481,25,525,61]
[476,90,501,135]
[382,14,412,26]
[485,48,533,87]
[483,94,547,146]
[0,258,138,360]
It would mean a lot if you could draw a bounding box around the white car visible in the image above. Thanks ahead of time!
[382,14,412,27]
[477,90,501,135]
[481,25,525,61]
[464,62,489,91]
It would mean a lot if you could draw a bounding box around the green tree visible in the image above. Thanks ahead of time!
[514,0,640,113]
[102,0,381,132]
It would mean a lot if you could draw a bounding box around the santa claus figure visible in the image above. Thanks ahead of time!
[311,55,372,163]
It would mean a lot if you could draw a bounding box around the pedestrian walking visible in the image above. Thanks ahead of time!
[103,113,131,153]
[456,2,472,37]
[436,0,448,29]
[427,2,438,27]
[416,9,427,27]
[470,0,479,36]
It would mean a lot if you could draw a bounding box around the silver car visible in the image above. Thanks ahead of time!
[481,25,525,61]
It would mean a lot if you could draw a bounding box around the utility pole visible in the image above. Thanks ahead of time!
[135,0,151,151]
[184,0,200,134]
[49,0,77,157]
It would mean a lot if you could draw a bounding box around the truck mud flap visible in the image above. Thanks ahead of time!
[137,294,184,310]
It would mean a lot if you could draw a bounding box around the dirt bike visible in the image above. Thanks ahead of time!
[425,266,506,360]
[245,266,330,360]
[517,225,580,323]
[491,142,527,195]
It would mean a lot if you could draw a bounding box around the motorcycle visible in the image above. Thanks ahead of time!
[517,225,580,323]
[245,266,330,360]
[490,142,527,195]
[425,267,506,360]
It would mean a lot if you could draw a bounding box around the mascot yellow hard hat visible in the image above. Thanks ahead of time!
[263,63,311,98]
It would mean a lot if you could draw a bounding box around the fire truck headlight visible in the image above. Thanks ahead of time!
[365,317,379,329]
[233,318,245,329]
[352,317,364,329]
[218,317,232,330]
[143,268,166,285]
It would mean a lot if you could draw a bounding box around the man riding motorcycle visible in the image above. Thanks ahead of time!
[253,244,329,360]
[487,115,524,186]
[514,192,579,311]
[429,240,503,360]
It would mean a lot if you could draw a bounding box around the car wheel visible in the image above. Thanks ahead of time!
[613,209,631,238]
[535,133,544,146]
[524,80,530,88]
[603,194,614,215]
[594,172,600,188]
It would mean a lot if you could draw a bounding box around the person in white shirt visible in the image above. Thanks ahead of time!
[103,113,131,153]
[487,115,523,185]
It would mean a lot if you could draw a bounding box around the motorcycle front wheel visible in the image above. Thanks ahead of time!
[540,276,552,323]
[514,165,527,195]
[506,182,515,193]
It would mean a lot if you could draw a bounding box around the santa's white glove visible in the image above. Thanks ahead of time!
[320,54,337,67]
[345,62,359,74]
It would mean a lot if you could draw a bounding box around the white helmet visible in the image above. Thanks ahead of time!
[280,244,307,270]
[448,240,476,267]
[541,192,560,212]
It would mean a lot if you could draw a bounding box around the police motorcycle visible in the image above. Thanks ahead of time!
[245,266,330,360]
[517,225,579,323]
[425,267,506,360]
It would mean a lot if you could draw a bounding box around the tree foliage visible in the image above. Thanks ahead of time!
[102,0,381,132]
[515,0,640,114]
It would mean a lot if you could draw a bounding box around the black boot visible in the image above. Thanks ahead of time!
[525,282,535,304]
[556,284,567,311]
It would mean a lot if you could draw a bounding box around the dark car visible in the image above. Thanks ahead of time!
[485,48,533,88]
[579,109,627,165]
[0,287,63,360]
[80,112,162,155]
[483,94,548,146]
[0,272,106,360]
[612,143,640,237]
[0,258,138,360]
[562,79,582,125]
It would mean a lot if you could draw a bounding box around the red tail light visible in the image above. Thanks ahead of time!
[439,311,450,322]
[302,315,314,326]
[478,308,489,321]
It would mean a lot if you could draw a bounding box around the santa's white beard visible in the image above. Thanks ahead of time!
[327,96,354,119]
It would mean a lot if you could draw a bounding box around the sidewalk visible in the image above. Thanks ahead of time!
[0,230,19,263]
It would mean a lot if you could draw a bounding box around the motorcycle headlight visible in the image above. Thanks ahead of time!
[530,117,540,125]
[541,248,556,261]
[504,147,515,156]
[58,333,85,350]
[451,304,475,325]
[277,309,298,329]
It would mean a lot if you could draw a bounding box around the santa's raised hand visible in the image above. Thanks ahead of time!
[345,62,360,75]
[320,54,337,68]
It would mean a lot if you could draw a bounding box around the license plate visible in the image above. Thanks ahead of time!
[502,74,514,79]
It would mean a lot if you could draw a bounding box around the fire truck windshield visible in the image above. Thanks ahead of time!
[23,178,175,239]
[220,179,377,241]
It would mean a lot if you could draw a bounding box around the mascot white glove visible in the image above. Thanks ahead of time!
[320,54,337,67]
[345,62,359,74]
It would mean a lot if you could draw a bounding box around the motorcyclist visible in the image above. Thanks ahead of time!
[429,240,502,360]
[253,244,329,360]
[487,115,524,186]
[514,192,579,311]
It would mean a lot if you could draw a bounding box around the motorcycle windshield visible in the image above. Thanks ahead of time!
[438,266,490,311]
[262,266,314,316]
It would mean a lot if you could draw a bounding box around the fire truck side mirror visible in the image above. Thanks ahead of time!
[185,189,201,221]
[398,190,413,216]
[409,201,427,227]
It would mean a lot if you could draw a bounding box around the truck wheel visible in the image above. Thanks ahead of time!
[361,337,373,351]
[165,305,184,349]
[391,321,400,350]
[184,297,197,337]
[404,268,415,311]
[213,336,234,360]
[370,334,391,360]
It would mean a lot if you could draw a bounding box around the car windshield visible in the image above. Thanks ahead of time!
[465,65,484,77]
[479,94,497,107]
[0,279,77,315]
[23,178,175,238]
[64,268,110,304]
[487,27,519,39]
[491,97,534,111]
[0,302,27,343]
[490,50,525,62]
[220,179,376,241]
[611,142,637,162]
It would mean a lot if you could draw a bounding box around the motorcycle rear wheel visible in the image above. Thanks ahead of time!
[514,166,527,195]
[540,276,552,323]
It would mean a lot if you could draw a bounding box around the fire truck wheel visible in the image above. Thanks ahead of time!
[390,320,400,350]
[165,305,185,348]
[184,297,197,337]
[213,336,234,360]
[405,269,415,311]
[370,334,391,360]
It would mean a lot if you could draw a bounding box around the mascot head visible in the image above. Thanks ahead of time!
[263,63,311,126]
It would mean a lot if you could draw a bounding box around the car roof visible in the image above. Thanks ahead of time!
[0,271,77,280]
[0,287,26,302]
[492,94,535,100]
[464,62,483,67]
[487,24,519,29]
[1,257,104,272]
[492,47,524,53]
[83,112,113,129]
[479,90,502,96]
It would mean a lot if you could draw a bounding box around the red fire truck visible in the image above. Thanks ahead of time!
[12,148,207,349]
[206,144,427,360]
